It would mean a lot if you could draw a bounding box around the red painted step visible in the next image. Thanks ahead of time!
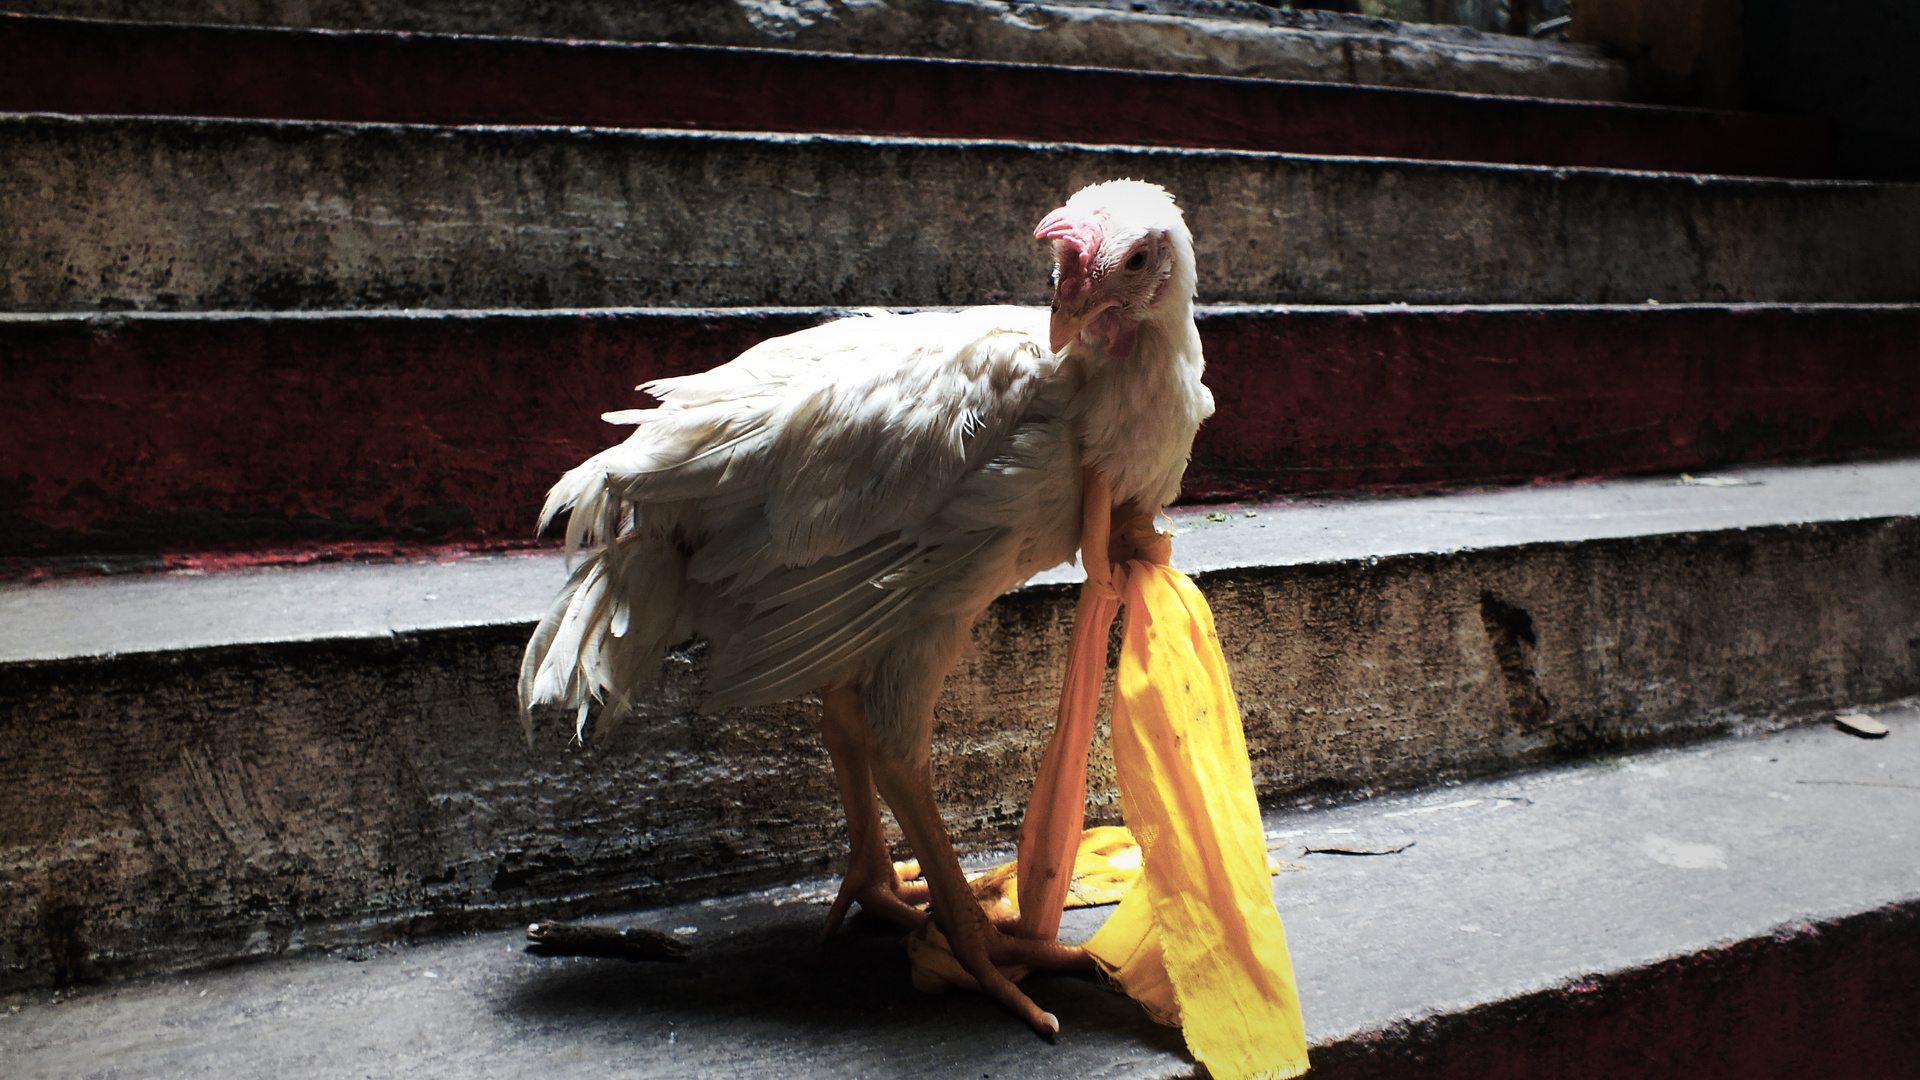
[0,12,1833,178]
[4,304,1915,571]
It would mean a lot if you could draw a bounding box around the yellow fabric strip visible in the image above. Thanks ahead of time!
[1086,562,1310,1080]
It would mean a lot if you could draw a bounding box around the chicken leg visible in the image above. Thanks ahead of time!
[826,469,1159,1034]
[870,747,1093,1036]
[819,682,931,937]
[1012,467,1122,940]
[1014,469,1165,942]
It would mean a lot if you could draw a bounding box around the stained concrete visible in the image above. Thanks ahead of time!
[3,710,1915,1078]
[3,115,1914,314]
[4,463,1919,990]
[8,304,1915,561]
[5,0,1634,100]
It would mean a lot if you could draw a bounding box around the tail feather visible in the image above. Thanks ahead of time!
[518,592,566,744]
[518,533,697,743]
[536,559,614,707]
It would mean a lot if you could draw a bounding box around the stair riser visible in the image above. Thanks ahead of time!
[0,14,1829,177]
[3,115,1912,316]
[1310,902,1920,1080]
[0,2,1632,99]
[5,306,1917,564]
[4,516,1916,989]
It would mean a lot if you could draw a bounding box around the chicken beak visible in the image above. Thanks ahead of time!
[1049,305,1087,353]
[1049,298,1116,353]
[1037,207,1110,352]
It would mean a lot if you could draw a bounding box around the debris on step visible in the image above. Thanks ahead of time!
[1303,842,1416,857]
[524,920,693,962]
[1834,712,1891,739]
[1678,473,1759,487]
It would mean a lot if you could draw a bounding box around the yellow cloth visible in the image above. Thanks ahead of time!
[967,824,1141,914]
[959,824,1294,918]
[904,561,1308,1079]
[1085,563,1309,1080]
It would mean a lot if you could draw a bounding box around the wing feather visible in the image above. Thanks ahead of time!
[521,305,1081,730]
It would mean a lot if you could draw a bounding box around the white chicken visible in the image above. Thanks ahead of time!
[521,179,1212,1034]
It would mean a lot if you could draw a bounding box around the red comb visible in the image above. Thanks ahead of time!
[1034,207,1102,284]
[1033,208,1078,242]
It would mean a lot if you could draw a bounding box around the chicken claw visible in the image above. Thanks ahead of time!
[872,750,1092,1036]
[819,840,929,938]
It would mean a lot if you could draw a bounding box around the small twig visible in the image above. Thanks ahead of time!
[1302,842,1415,857]
[525,920,693,962]
[1792,779,1920,791]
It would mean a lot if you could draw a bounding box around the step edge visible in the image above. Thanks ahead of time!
[6,301,1919,326]
[6,459,1918,665]
[2,5,1626,68]
[0,108,1890,188]
[1309,894,1920,1056]
[0,9,1666,112]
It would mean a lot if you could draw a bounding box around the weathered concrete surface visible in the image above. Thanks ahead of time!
[3,713,1915,1078]
[4,116,1915,315]
[0,14,1828,177]
[1214,517,1920,794]
[11,459,1918,664]
[4,0,1633,99]
[4,501,1918,990]
[6,304,1916,564]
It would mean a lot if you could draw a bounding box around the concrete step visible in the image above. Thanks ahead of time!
[5,114,1911,316]
[3,700,1915,1078]
[5,304,1915,568]
[0,13,1832,178]
[4,1,1633,100]
[4,459,1917,991]
[6,114,1913,316]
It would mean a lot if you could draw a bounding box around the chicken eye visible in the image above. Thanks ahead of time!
[1125,250,1148,271]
